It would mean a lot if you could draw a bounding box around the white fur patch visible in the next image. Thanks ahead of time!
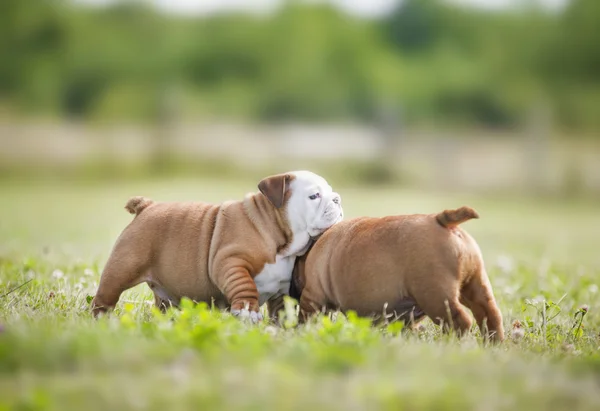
[254,255,295,306]
[255,170,344,305]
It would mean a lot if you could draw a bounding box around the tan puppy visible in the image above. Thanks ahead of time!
[91,171,343,322]
[291,207,505,342]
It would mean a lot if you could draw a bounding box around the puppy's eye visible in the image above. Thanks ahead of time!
[309,193,321,200]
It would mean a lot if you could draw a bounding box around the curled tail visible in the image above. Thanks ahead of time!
[436,206,479,228]
[125,196,154,216]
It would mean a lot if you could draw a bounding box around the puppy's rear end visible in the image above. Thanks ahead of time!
[91,197,156,316]
[432,206,504,342]
[295,207,505,343]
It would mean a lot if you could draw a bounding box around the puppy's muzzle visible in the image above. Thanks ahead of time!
[326,193,343,220]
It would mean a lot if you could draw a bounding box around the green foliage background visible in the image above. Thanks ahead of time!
[1,0,599,131]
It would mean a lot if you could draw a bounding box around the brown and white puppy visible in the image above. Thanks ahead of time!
[291,206,505,342]
[91,171,343,322]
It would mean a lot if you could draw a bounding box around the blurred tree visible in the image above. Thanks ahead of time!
[0,0,66,113]
[0,0,598,132]
[540,0,600,129]
[385,0,443,53]
[556,0,600,83]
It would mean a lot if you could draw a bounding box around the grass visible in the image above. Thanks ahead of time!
[1,176,600,411]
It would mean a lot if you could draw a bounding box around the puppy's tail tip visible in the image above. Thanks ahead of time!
[125,196,153,216]
[436,206,479,228]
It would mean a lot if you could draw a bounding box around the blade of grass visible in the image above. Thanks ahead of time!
[0,279,33,299]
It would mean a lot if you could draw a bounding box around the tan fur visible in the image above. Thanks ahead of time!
[124,196,154,215]
[294,206,505,342]
[91,174,295,317]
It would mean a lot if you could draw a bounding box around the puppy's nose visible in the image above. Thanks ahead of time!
[332,194,341,205]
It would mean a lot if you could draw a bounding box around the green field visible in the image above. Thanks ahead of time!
[1,177,599,411]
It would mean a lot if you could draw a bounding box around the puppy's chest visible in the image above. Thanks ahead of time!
[254,255,295,306]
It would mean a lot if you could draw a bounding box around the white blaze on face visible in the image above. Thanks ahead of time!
[284,170,344,256]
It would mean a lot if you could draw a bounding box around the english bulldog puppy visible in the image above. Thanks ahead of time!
[91,171,343,322]
[291,206,505,342]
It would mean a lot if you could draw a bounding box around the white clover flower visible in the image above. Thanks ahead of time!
[511,327,525,341]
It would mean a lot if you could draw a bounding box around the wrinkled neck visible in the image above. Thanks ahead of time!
[243,193,293,254]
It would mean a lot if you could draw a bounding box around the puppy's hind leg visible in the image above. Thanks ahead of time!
[412,279,473,338]
[460,268,505,343]
[91,240,149,317]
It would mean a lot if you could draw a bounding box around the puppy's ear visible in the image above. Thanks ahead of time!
[258,174,291,209]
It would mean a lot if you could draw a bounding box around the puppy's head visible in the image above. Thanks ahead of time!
[258,170,343,251]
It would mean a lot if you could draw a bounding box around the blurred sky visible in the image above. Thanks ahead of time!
[77,0,569,17]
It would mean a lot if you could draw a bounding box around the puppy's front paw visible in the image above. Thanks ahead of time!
[231,308,263,324]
